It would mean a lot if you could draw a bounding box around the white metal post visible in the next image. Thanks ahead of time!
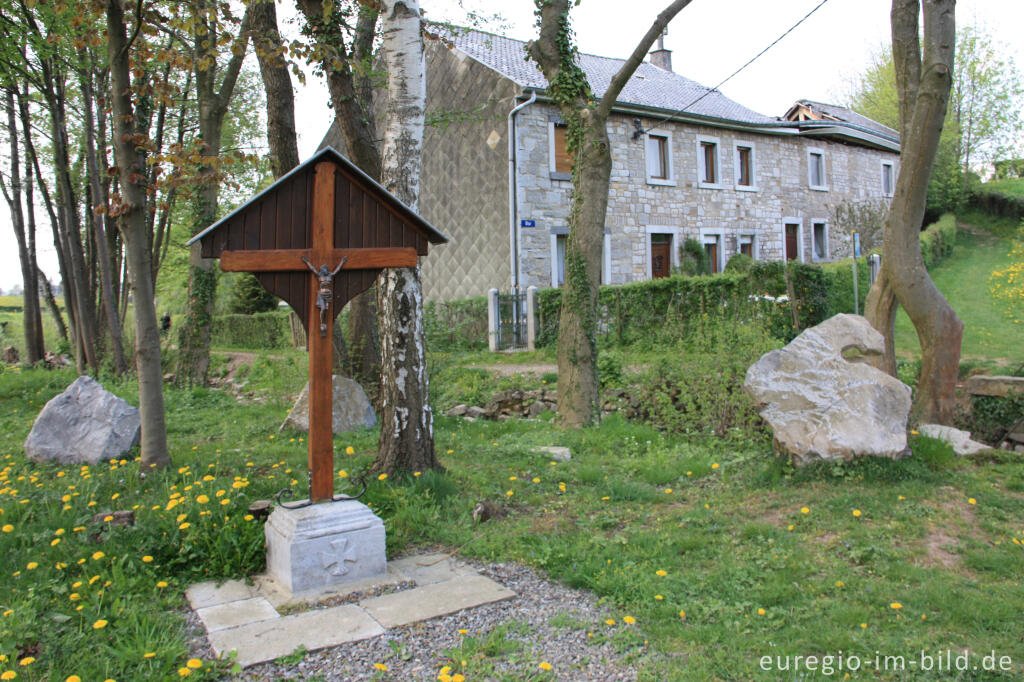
[487,288,499,352]
[526,286,537,352]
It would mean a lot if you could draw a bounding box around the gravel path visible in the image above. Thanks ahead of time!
[185,556,651,680]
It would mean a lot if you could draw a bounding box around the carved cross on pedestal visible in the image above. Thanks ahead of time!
[189,151,446,503]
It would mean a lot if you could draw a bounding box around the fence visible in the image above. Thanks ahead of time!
[488,287,537,352]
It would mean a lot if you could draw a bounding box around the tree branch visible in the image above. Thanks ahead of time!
[598,0,693,119]
[890,0,921,143]
[214,4,254,116]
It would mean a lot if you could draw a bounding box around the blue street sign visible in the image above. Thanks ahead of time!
[520,219,536,228]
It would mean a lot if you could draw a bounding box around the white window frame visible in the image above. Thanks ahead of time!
[547,121,572,180]
[645,225,680,279]
[549,228,569,287]
[811,220,830,262]
[880,160,895,197]
[807,147,828,191]
[696,135,722,189]
[733,141,758,191]
[781,218,804,263]
[603,231,612,285]
[699,228,726,274]
[644,131,675,186]
[737,233,758,260]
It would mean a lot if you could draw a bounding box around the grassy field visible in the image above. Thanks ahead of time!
[2,351,1024,680]
[894,213,1022,366]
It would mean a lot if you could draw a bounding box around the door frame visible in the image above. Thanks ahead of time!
[781,217,803,262]
[645,225,680,280]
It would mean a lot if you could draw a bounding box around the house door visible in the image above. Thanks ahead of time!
[651,234,671,278]
[785,223,800,261]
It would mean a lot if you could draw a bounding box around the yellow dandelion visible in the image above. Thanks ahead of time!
[654,594,663,600]
[144,653,156,659]
[25,563,37,570]
[679,610,686,619]
[157,581,168,588]
[539,661,552,671]
[186,659,202,669]
[0,670,15,680]
[373,663,388,671]
[757,608,766,616]
[664,488,673,494]
[66,676,81,682]
[605,618,616,625]
[377,473,388,481]
[177,668,191,677]
[711,463,719,470]
[179,522,190,530]
[656,569,667,577]
[345,446,355,455]
[623,615,636,624]
[852,509,862,517]
[968,498,977,505]
[142,555,153,563]
[18,658,34,666]
[93,619,108,629]
[860,622,867,628]
[506,490,514,497]
[338,470,348,478]
[196,495,209,504]
[890,602,902,610]
[92,551,105,560]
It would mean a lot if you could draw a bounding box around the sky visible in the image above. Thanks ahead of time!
[2,0,1023,292]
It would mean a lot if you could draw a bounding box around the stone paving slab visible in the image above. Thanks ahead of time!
[255,563,408,610]
[196,597,279,633]
[389,553,477,586]
[207,604,384,667]
[186,580,259,610]
[359,574,515,628]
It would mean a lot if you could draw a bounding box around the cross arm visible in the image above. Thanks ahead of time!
[219,247,418,272]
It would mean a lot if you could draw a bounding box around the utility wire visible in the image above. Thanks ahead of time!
[638,0,833,137]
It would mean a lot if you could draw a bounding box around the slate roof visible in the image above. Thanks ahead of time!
[440,27,776,125]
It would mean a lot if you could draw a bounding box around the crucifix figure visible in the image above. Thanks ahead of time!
[302,255,348,336]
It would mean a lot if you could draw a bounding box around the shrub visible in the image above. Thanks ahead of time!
[635,313,777,439]
[229,272,279,314]
[424,297,487,352]
[725,253,754,273]
[676,238,710,276]
[919,213,958,269]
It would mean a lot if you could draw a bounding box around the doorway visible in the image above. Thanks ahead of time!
[651,233,672,278]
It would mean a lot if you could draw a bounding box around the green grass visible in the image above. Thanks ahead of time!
[895,215,1023,365]
[982,177,1024,199]
[3,357,1024,680]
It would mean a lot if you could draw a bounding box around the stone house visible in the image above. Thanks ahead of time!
[325,28,900,302]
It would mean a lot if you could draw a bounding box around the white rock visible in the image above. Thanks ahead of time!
[280,375,376,434]
[918,423,990,455]
[24,376,140,465]
[744,314,912,465]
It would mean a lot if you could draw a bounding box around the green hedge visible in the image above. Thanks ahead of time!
[919,213,958,269]
[535,214,957,349]
[211,311,292,349]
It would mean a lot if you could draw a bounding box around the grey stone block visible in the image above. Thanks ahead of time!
[186,580,260,610]
[265,500,386,597]
[196,597,279,632]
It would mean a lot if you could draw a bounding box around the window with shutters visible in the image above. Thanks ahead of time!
[697,136,721,188]
[644,131,674,185]
[548,123,572,179]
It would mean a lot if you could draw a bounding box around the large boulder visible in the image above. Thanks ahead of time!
[918,424,990,455]
[24,376,140,465]
[280,375,376,434]
[744,314,912,465]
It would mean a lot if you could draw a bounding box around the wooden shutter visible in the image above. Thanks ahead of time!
[553,125,571,174]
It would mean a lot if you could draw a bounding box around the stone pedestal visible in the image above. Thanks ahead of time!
[265,500,386,597]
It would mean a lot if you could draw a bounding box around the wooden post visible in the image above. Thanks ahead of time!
[309,162,336,502]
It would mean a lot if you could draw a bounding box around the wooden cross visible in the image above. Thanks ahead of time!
[219,162,417,502]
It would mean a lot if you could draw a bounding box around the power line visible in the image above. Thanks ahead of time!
[639,0,833,137]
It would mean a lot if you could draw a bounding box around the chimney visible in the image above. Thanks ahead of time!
[649,29,672,72]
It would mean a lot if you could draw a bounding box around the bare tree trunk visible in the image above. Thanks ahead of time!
[252,0,300,177]
[81,67,128,374]
[865,0,962,424]
[39,272,68,344]
[529,0,692,426]
[1,89,44,363]
[176,1,252,386]
[296,0,382,386]
[106,0,170,469]
[371,0,439,474]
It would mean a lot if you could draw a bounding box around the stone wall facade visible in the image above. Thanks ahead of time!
[513,102,899,289]
[412,46,898,301]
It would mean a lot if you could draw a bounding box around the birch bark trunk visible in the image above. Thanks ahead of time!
[373,0,440,474]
